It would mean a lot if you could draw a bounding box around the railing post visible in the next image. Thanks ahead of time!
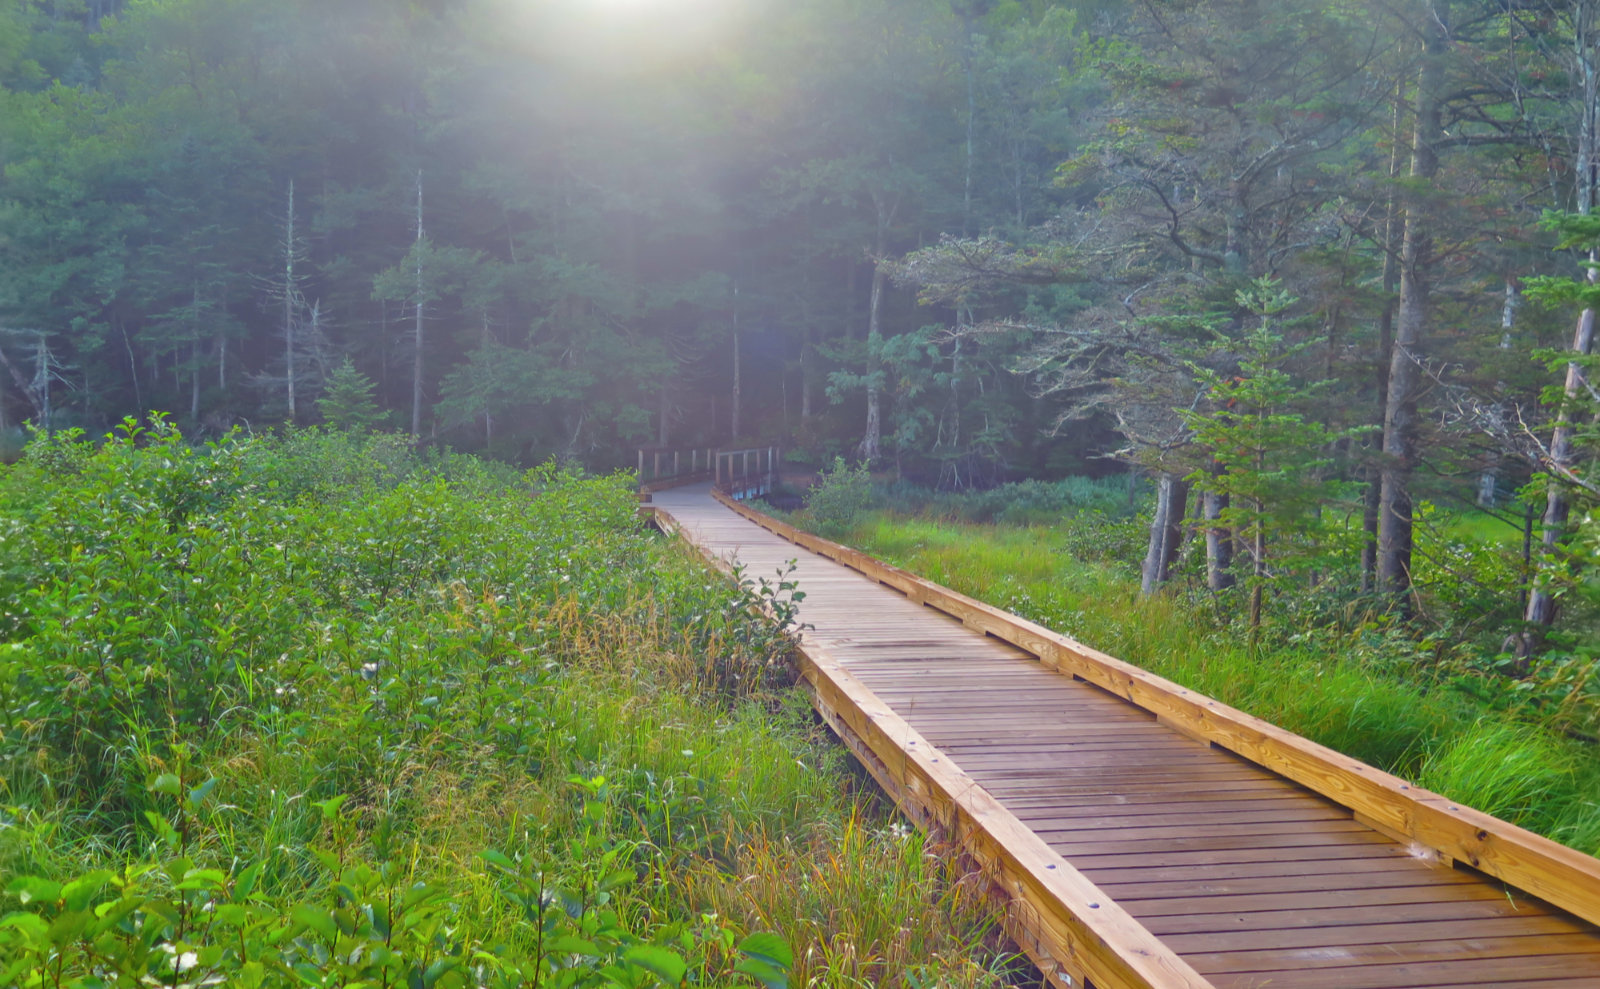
[637,449,644,479]
[674,450,680,476]
[715,450,722,486]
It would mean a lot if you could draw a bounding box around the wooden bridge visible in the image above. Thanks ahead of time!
[642,479,1600,989]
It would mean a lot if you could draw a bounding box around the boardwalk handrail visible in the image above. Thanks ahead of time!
[634,446,779,499]
[636,446,716,484]
[707,489,1600,932]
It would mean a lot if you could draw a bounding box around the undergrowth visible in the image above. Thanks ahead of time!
[0,420,1020,988]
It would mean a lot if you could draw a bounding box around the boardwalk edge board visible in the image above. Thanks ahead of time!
[651,501,1217,989]
[699,490,1600,931]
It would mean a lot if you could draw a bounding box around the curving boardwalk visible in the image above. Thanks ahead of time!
[647,483,1600,989]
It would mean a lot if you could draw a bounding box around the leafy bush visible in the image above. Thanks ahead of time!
[803,457,875,534]
[0,422,1015,988]
[881,475,1140,526]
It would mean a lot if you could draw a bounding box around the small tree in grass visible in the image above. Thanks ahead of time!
[1181,280,1365,631]
[317,358,386,432]
[806,456,875,535]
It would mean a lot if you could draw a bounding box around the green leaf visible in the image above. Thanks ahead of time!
[544,936,601,956]
[0,912,50,940]
[623,945,687,985]
[736,933,792,970]
[187,777,219,806]
[149,773,183,796]
[235,861,266,901]
[177,868,228,891]
[312,794,349,821]
[422,957,460,987]
[477,849,516,872]
[291,904,339,941]
[598,869,635,893]
[6,877,61,906]
[61,872,114,912]
[735,933,792,988]
[734,958,789,988]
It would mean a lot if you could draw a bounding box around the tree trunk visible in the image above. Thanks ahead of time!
[120,319,143,415]
[1203,486,1234,591]
[858,194,896,464]
[961,5,976,236]
[1248,498,1268,630]
[1363,76,1407,594]
[659,382,670,448]
[190,340,201,420]
[801,328,814,421]
[1521,2,1600,655]
[732,329,742,442]
[1141,473,1189,595]
[859,261,883,463]
[284,180,298,420]
[34,335,51,435]
[1479,278,1520,507]
[1523,301,1597,646]
[412,170,425,440]
[1377,4,1448,609]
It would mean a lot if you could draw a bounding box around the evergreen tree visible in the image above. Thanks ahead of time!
[317,357,385,432]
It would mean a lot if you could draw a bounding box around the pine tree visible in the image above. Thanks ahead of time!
[317,358,385,432]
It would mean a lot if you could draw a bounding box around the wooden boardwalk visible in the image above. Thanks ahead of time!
[647,483,1600,989]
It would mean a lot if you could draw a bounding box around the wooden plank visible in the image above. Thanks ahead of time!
[1012,804,1351,829]
[1184,932,1600,975]
[711,491,1600,928]
[1141,897,1558,937]
[795,642,1218,989]
[1160,915,1594,953]
[1098,866,1478,899]
[977,773,1286,795]
[1065,842,1416,871]
[1207,952,1600,989]
[1121,880,1508,917]
[1035,820,1373,846]
[999,790,1323,813]
[1049,829,1399,857]
[1083,854,1439,886]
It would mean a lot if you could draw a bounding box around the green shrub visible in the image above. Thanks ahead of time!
[0,422,1014,989]
[804,457,875,534]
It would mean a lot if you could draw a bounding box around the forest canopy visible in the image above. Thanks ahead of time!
[8,0,1600,640]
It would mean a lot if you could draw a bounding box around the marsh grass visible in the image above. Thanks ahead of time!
[0,424,1014,987]
[825,506,1600,858]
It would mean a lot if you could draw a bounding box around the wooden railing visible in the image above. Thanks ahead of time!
[636,447,716,488]
[635,445,779,500]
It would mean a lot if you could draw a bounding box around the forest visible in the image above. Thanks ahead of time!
[5,0,1600,678]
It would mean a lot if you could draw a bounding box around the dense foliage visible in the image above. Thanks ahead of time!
[0,426,1017,988]
[8,1,1600,647]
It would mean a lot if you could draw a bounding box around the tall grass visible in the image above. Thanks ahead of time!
[0,422,1022,988]
[814,506,1600,859]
